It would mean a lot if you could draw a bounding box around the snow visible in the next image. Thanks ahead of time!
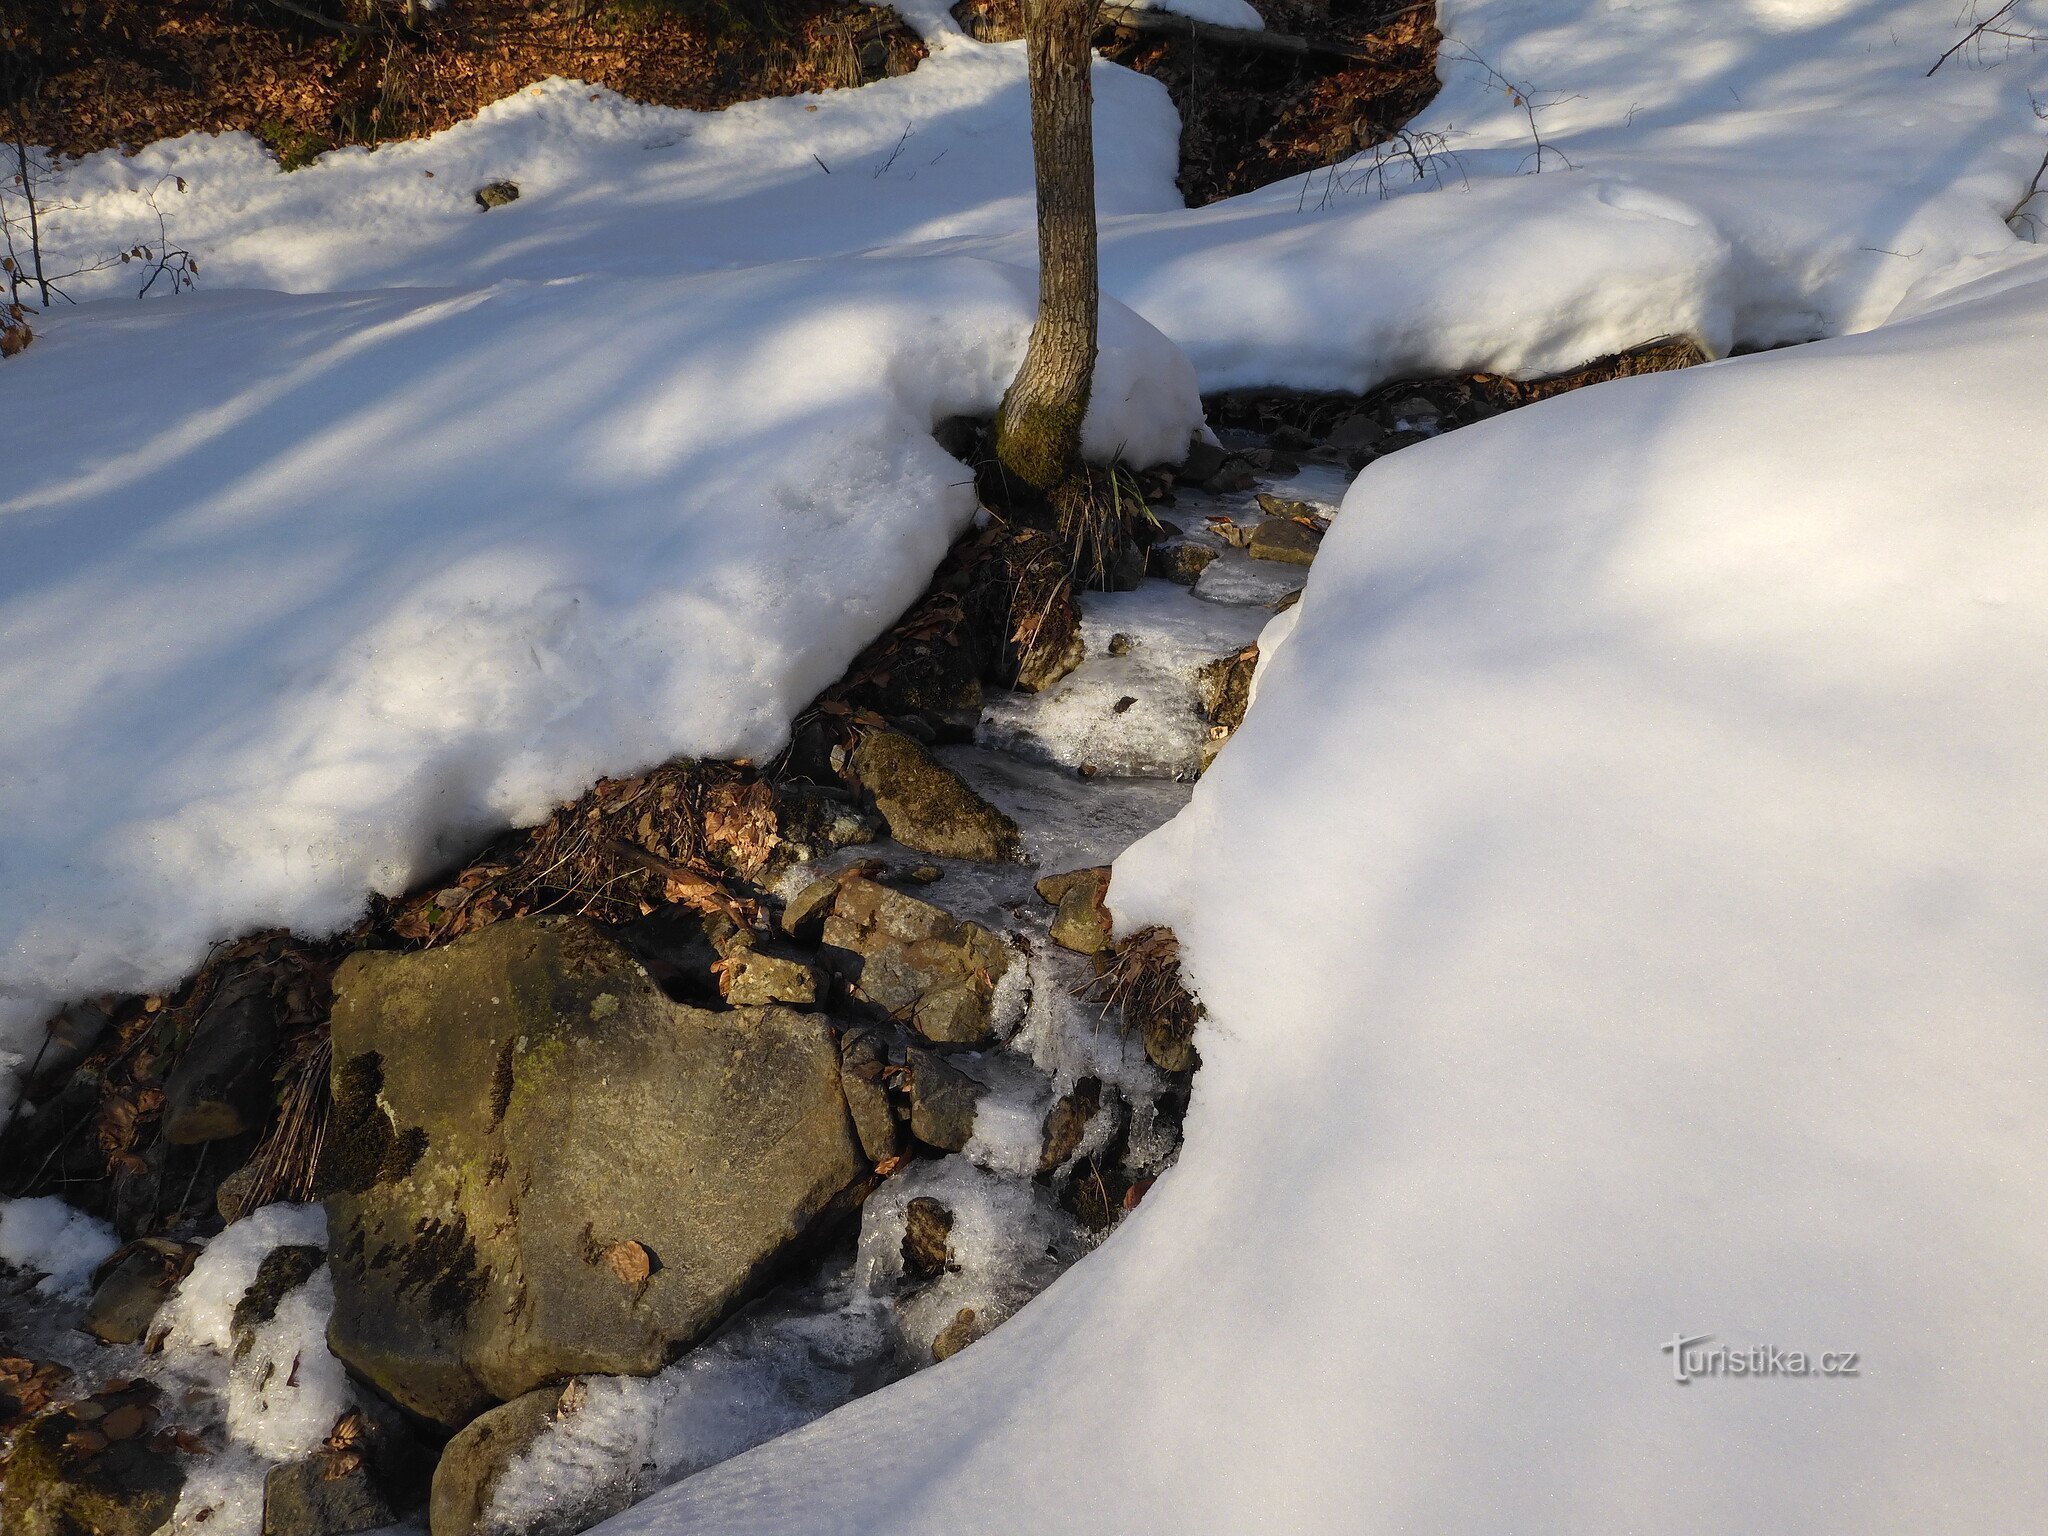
[594,248,2048,1535]
[31,52,1182,298]
[151,1202,328,1356]
[0,261,1201,1065]
[1123,0,1266,29]
[479,1262,892,1536]
[0,1196,120,1300]
[150,1204,354,1536]
[5,0,2048,1521]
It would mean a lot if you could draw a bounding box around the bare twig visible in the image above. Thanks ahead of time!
[1928,0,2045,73]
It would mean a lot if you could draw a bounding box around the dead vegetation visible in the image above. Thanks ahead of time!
[1086,924,1203,1075]
[0,0,923,163]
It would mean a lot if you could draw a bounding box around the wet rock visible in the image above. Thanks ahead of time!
[1201,460,1257,496]
[1147,538,1217,586]
[929,1307,984,1361]
[820,877,1011,1045]
[764,785,884,873]
[429,1385,595,1536]
[423,1392,569,1536]
[163,967,280,1145]
[1173,438,1227,486]
[838,1027,901,1166]
[1254,493,1315,521]
[82,1240,196,1346]
[1012,621,1083,694]
[900,1197,953,1280]
[231,1244,325,1356]
[1035,867,1113,956]
[262,1404,429,1536]
[1247,516,1322,566]
[322,917,863,1428]
[1197,644,1259,735]
[262,1455,396,1536]
[1386,394,1440,427]
[906,1050,984,1152]
[1038,1078,1103,1175]
[849,728,1020,864]
[473,181,519,209]
[0,1383,184,1536]
[1329,413,1386,456]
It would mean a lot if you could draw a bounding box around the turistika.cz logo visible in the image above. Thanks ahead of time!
[1660,1334,1861,1384]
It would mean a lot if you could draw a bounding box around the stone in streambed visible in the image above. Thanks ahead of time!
[321,917,863,1429]
[819,877,1011,1046]
[1247,516,1322,566]
[907,1049,985,1152]
[849,728,1020,864]
[1034,867,1113,957]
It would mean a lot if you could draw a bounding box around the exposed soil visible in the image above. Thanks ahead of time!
[0,0,925,164]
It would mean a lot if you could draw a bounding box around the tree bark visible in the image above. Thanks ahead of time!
[994,0,1099,493]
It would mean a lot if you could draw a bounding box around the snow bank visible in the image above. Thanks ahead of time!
[0,1197,120,1300]
[34,48,1180,297]
[596,251,2048,1534]
[925,0,2048,389]
[0,259,1200,1074]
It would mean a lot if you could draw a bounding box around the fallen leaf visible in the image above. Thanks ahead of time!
[601,1240,651,1286]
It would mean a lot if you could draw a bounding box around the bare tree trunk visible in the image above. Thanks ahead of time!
[994,0,1099,493]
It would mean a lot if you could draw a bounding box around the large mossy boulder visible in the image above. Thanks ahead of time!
[321,917,864,1429]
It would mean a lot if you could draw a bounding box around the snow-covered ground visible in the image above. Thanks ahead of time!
[597,236,2048,1536]
[5,1,2048,1524]
[0,260,1198,1056]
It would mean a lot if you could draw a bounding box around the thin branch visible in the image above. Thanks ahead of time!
[1927,0,2044,74]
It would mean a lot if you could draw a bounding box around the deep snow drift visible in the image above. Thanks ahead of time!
[595,245,2048,1536]
[0,262,1200,1070]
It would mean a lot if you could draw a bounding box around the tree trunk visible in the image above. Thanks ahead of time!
[994,0,1099,493]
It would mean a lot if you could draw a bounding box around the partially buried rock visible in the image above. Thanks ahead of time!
[837,1027,901,1166]
[1034,867,1113,956]
[0,1383,184,1536]
[707,920,822,1008]
[1173,438,1227,486]
[262,1404,429,1536]
[906,1049,984,1152]
[320,917,863,1429]
[849,728,1020,864]
[1247,515,1322,565]
[819,877,1011,1045]
[429,1385,602,1536]
[1197,644,1259,736]
[83,1240,197,1346]
[473,180,519,209]
[900,1197,953,1279]
[231,1244,325,1357]
[929,1307,985,1362]
[1147,538,1217,587]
